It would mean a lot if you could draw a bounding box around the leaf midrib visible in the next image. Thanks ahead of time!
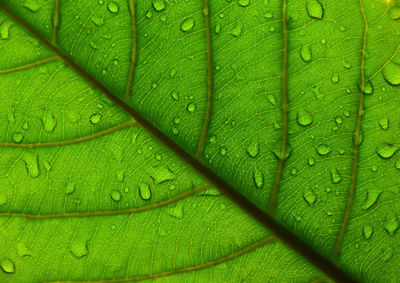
[0,2,355,282]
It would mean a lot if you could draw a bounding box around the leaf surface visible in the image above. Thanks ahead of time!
[1,0,400,281]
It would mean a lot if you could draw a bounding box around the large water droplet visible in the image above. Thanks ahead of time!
[246,142,259,158]
[300,45,312,62]
[107,1,119,13]
[383,218,399,235]
[362,191,381,210]
[138,182,152,200]
[43,111,57,133]
[376,143,400,159]
[330,169,342,184]
[152,0,166,11]
[316,144,331,156]
[70,241,88,259]
[360,80,374,95]
[231,23,242,37]
[89,113,102,124]
[297,110,313,126]
[362,225,373,240]
[110,190,121,202]
[180,18,195,32]
[187,103,196,112]
[152,168,175,184]
[379,117,389,131]
[23,0,41,12]
[389,6,400,20]
[0,258,15,274]
[306,0,324,19]
[253,169,264,189]
[382,62,400,86]
[22,151,40,178]
[0,22,12,40]
[303,189,317,206]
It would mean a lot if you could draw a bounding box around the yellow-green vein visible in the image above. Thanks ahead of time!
[0,121,136,148]
[0,184,211,219]
[47,236,276,282]
[333,0,369,261]
[268,0,289,215]
[196,0,214,159]
[125,0,137,102]
[0,56,59,75]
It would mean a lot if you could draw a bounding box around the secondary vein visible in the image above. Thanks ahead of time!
[268,0,289,215]
[125,0,137,102]
[0,121,136,148]
[0,56,59,75]
[197,0,214,159]
[46,236,276,282]
[333,0,368,261]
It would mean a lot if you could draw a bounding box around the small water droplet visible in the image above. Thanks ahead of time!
[89,113,102,124]
[383,218,399,235]
[146,10,153,19]
[231,23,242,37]
[362,225,373,240]
[152,0,166,11]
[70,241,88,259]
[300,45,312,62]
[23,0,41,12]
[107,1,119,13]
[138,182,152,200]
[180,18,195,32]
[12,132,24,143]
[335,116,343,124]
[291,167,298,175]
[43,111,57,133]
[187,103,196,112]
[169,203,184,219]
[331,74,339,84]
[253,169,264,189]
[110,190,121,202]
[220,146,227,155]
[0,258,15,274]
[170,68,177,78]
[0,22,12,40]
[316,144,331,156]
[297,110,313,126]
[382,61,400,86]
[171,91,179,101]
[303,189,317,206]
[360,80,374,95]
[376,143,400,159]
[362,190,381,210]
[306,0,324,19]
[116,170,124,182]
[246,142,259,158]
[395,159,400,170]
[342,61,352,69]
[330,169,342,184]
[91,16,104,26]
[307,156,316,166]
[152,168,175,184]
[267,94,277,106]
[264,12,273,19]
[0,194,7,206]
[379,117,389,130]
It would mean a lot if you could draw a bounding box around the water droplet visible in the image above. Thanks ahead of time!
[70,241,88,259]
[246,142,259,158]
[379,117,389,130]
[16,242,30,257]
[300,45,312,62]
[331,74,339,84]
[395,159,400,170]
[91,16,104,26]
[330,169,342,184]
[342,61,352,69]
[291,167,298,175]
[376,143,400,159]
[0,258,15,274]
[215,23,221,34]
[169,203,184,219]
[382,248,394,262]
[316,144,331,156]
[360,80,374,95]
[152,0,166,11]
[12,132,24,143]
[306,0,324,19]
[171,91,179,101]
[23,0,41,12]
[199,188,222,197]
[383,218,399,235]
[110,190,121,202]
[180,18,195,32]
[238,0,250,7]
[362,190,381,210]
[382,61,400,86]
[267,94,277,105]
[116,170,124,182]
[22,120,29,130]
[231,23,242,37]
[0,22,12,40]
[0,194,7,206]
[89,113,102,124]
[138,182,152,200]
[107,2,119,13]
[335,116,343,124]
[187,103,196,112]
[264,12,273,19]
[389,6,400,20]
[152,168,175,184]
[22,151,40,178]
[307,156,316,166]
[43,111,57,133]
[160,14,167,22]
[297,110,313,126]
[170,68,177,78]
[303,189,317,206]
[362,225,373,240]
[371,165,378,172]
[146,10,153,19]
[253,169,264,189]
[209,135,216,143]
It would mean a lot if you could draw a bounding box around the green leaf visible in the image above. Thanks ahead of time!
[0,0,399,281]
